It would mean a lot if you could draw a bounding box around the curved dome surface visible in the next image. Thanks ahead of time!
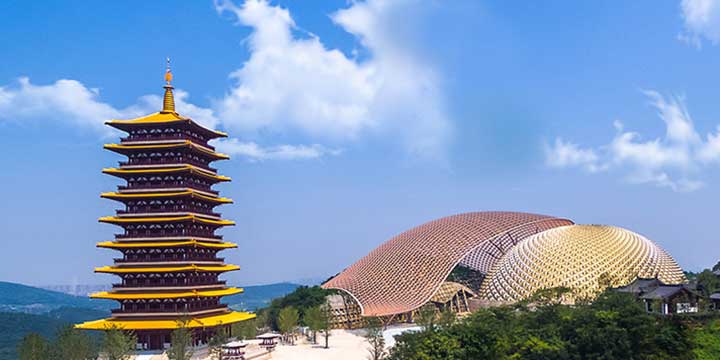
[479,225,686,303]
[322,212,573,316]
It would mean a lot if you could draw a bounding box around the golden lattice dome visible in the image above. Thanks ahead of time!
[478,225,686,303]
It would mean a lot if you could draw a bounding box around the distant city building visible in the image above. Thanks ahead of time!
[40,284,111,296]
[76,64,254,350]
[323,212,686,327]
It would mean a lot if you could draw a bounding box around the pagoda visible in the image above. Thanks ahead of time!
[76,63,255,350]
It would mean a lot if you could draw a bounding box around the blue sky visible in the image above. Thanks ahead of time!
[1,0,720,287]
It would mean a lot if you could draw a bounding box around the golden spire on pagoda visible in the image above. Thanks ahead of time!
[162,57,175,113]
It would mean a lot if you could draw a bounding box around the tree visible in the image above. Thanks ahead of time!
[254,311,269,334]
[208,325,229,360]
[415,304,436,332]
[437,308,456,329]
[167,318,194,360]
[365,317,386,360]
[54,325,97,360]
[527,286,573,306]
[101,325,136,360]
[304,306,323,344]
[18,333,50,360]
[232,318,257,340]
[319,303,332,349]
[262,286,330,331]
[693,320,720,360]
[713,261,720,272]
[696,269,720,297]
[277,307,299,345]
[387,291,694,360]
[388,330,461,360]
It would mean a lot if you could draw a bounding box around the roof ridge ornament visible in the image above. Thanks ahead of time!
[162,57,175,113]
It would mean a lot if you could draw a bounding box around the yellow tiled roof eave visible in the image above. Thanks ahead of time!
[106,112,186,125]
[98,215,235,226]
[104,141,230,160]
[105,112,227,138]
[102,165,231,182]
[94,264,240,274]
[100,191,233,204]
[90,287,243,300]
[75,311,255,330]
[96,240,237,249]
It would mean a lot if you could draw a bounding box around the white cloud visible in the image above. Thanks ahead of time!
[213,0,451,157]
[679,0,720,48]
[214,138,341,161]
[0,77,325,161]
[0,77,150,133]
[698,126,720,162]
[546,91,719,192]
[0,78,217,135]
[1,0,451,161]
[544,138,602,173]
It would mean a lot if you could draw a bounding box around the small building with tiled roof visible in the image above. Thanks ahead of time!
[711,293,720,310]
[640,285,700,314]
[615,278,700,315]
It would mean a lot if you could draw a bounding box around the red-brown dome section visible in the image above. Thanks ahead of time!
[322,212,573,316]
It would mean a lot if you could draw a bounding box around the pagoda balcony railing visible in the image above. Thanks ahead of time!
[112,304,227,315]
[116,207,220,217]
[116,232,222,240]
[115,280,223,287]
[121,133,213,149]
[119,158,216,172]
[112,281,227,289]
[118,183,218,195]
[114,257,225,264]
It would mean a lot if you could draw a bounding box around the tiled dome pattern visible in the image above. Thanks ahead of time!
[479,225,686,302]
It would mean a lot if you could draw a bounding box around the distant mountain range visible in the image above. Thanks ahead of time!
[27,281,303,312]
[0,282,114,360]
[0,281,303,360]
[0,281,114,314]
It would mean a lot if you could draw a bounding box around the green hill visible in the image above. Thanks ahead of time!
[0,307,108,360]
[0,281,112,314]
[0,281,300,360]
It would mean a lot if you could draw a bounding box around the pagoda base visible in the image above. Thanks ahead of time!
[76,311,256,350]
[135,326,220,351]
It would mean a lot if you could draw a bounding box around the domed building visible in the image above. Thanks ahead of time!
[322,211,574,326]
[478,225,686,303]
[322,212,685,327]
